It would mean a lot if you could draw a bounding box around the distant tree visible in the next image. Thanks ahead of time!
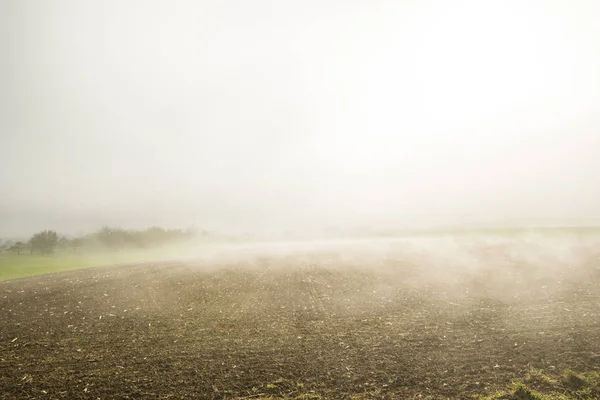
[58,236,69,251]
[83,225,198,251]
[143,226,167,246]
[8,241,26,255]
[69,237,83,253]
[123,230,144,248]
[29,230,59,255]
[95,227,127,250]
[95,226,113,248]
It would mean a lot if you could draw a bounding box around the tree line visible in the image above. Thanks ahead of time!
[1,226,199,255]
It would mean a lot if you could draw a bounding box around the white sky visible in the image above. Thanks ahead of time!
[1,0,600,236]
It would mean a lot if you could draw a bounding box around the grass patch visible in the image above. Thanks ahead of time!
[525,369,558,387]
[560,370,586,390]
[585,371,600,387]
[511,382,546,400]
[481,369,600,400]
[480,390,509,400]
[0,252,161,281]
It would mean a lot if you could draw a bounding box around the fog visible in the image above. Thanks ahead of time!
[2,0,600,237]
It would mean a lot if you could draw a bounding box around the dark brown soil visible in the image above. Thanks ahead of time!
[1,250,599,399]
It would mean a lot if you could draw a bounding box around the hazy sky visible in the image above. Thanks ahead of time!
[2,0,600,236]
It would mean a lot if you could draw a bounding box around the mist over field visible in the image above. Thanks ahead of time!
[158,232,600,304]
[2,0,600,398]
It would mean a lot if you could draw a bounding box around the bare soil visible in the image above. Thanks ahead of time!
[1,248,599,399]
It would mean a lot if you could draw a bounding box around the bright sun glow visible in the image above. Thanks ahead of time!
[321,1,597,178]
